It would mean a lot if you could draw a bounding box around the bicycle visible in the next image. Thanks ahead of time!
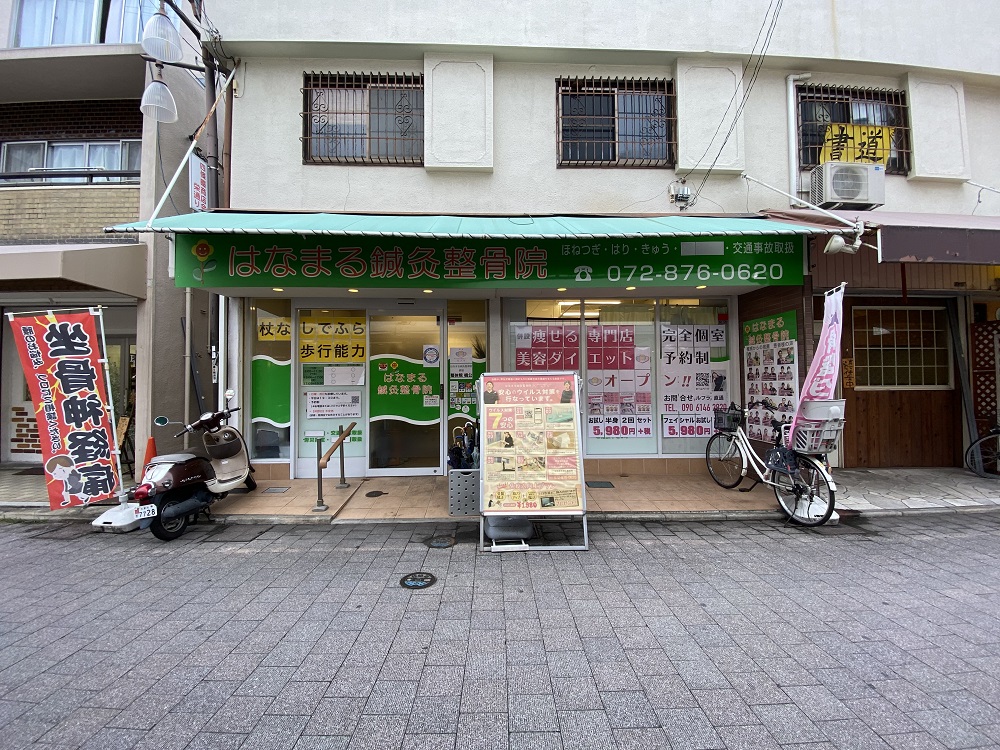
[705,400,843,526]
[965,424,1000,478]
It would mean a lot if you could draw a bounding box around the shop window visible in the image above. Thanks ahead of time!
[446,300,487,441]
[852,307,951,388]
[659,300,731,453]
[0,140,141,184]
[249,299,292,459]
[557,78,676,167]
[797,84,911,175]
[302,72,424,164]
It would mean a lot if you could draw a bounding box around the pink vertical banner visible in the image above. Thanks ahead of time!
[791,283,847,438]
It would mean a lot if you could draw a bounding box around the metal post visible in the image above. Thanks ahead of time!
[313,436,328,512]
[337,424,350,489]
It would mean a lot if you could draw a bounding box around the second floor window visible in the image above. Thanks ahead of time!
[1,140,141,183]
[302,73,424,165]
[798,84,911,175]
[15,0,177,48]
[557,78,676,167]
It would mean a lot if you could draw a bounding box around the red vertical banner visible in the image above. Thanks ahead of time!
[7,310,121,509]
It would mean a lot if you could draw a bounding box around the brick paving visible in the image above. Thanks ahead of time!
[0,512,999,749]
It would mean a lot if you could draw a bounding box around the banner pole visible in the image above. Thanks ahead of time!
[93,307,127,505]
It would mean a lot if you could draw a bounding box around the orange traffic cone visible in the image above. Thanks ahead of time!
[140,436,157,477]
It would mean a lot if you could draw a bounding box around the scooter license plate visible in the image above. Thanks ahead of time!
[133,504,158,520]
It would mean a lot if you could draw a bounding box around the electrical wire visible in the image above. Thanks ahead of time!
[688,0,784,210]
[682,1,777,179]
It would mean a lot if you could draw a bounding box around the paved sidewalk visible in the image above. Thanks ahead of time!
[2,465,1000,526]
[0,513,999,749]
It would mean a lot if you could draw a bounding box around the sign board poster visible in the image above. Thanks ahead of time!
[479,372,584,514]
[742,311,798,444]
[7,309,121,509]
[660,324,729,439]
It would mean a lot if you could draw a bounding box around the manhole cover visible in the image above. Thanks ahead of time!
[425,536,454,549]
[400,572,437,589]
[366,490,387,498]
[586,481,615,489]
[263,487,290,494]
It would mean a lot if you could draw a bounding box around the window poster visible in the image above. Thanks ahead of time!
[584,324,653,438]
[448,346,485,420]
[660,324,729,439]
[513,323,580,371]
[298,314,366,364]
[480,372,584,514]
[742,311,798,444]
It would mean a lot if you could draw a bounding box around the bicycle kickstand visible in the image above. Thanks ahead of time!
[738,477,762,493]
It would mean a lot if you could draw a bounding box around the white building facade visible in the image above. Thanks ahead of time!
[116,0,1000,482]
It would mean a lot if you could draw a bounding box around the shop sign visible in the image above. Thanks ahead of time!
[6,309,121,509]
[820,124,895,165]
[842,358,856,389]
[661,324,729,439]
[742,311,798,444]
[369,354,440,422]
[480,373,584,513]
[174,234,804,289]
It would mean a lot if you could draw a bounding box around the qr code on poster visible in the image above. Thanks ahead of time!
[695,373,710,388]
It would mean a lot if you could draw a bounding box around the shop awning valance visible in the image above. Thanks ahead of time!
[107,211,848,239]
[765,208,1000,265]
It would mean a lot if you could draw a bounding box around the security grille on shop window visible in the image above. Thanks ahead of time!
[557,78,676,167]
[302,73,424,165]
[797,84,911,175]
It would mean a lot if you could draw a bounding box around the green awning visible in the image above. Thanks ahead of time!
[107,212,848,239]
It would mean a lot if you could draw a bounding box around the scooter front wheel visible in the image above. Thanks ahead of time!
[244,474,257,491]
[150,494,191,541]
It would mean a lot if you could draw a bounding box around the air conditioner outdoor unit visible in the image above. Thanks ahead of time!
[809,162,886,209]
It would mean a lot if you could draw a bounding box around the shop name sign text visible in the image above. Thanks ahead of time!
[177,235,804,289]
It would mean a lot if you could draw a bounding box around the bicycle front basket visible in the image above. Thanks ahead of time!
[714,408,742,432]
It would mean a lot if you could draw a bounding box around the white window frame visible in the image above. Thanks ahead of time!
[851,305,953,391]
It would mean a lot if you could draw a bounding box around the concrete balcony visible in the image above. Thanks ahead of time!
[0,44,146,104]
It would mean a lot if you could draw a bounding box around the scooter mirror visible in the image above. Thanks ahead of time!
[153,416,170,427]
[224,389,236,401]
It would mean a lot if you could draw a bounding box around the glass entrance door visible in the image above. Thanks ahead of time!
[368,314,444,475]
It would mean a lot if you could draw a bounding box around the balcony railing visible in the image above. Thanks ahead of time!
[0,168,141,185]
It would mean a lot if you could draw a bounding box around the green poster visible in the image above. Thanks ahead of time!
[369,355,441,422]
[175,234,804,289]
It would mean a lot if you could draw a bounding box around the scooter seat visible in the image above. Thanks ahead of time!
[148,452,200,464]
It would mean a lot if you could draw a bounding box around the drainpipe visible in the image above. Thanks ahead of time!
[786,72,811,205]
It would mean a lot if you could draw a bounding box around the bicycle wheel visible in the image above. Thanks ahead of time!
[772,454,835,526]
[965,434,1000,478]
[706,432,745,489]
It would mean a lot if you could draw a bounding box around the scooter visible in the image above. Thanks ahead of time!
[129,391,256,541]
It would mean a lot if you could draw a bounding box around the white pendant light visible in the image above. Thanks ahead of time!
[141,9,183,63]
[140,67,178,123]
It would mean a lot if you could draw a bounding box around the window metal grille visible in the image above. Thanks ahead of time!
[302,73,424,165]
[557,78,676,167]
[852,307,952,389]
[797,84,911,175]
